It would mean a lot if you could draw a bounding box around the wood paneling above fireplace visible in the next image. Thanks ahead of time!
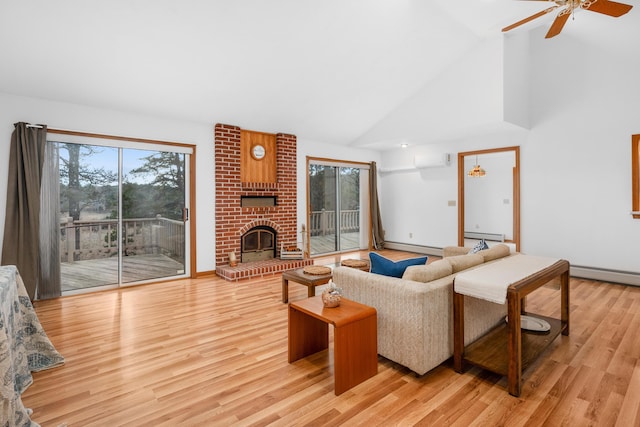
[241,130,276,184]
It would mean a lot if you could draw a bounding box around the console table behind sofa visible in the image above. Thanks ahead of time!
[453,254,570,396]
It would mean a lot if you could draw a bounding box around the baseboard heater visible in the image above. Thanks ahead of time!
[464,232,505,242]
[383,242,443,257]
[571,265,640,287]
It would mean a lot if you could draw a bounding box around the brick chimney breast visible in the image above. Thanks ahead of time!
[214,124,299,270]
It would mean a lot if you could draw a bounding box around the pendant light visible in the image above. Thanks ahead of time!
[467,155,486,178]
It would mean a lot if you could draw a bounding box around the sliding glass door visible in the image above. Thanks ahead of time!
[51,134,191,294]
[56,142,120,290]
[121,149,187,283]
[308,160,369,256]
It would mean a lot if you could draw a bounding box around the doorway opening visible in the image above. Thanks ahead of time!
[457,146,520,252]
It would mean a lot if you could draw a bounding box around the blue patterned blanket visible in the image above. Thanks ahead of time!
[0,266,65,427]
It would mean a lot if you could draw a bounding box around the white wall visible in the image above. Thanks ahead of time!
[378,27,640,274]
[0,92,217,274]
[353,35,509,147]
[522,27,640,273]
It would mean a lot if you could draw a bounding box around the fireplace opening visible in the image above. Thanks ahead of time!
[241,226,276,263]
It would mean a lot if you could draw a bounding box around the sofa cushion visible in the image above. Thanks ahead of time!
[369,252,428,278]
[443,246,471,257]
[478,244,511,262]
[402,259,453,283]
[446,253,484,273]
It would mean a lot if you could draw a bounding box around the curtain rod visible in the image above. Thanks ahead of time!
[26,123,44,129]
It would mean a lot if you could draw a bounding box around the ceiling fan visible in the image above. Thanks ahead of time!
[502,0,633,38]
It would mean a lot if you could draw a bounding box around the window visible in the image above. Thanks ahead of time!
[633,134,640,219]
[47,130,194,294]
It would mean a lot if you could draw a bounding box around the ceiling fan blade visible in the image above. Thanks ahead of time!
[502,6,559,32]
[545,9,571,38]
[583,0,633,17]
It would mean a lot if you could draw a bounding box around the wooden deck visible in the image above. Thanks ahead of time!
[61,254,185,292]
[310,231,360,255]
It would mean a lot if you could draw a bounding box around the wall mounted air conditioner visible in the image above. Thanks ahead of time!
[414,153,451,169]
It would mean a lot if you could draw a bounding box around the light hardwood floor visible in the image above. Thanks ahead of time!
[24,250,640,426]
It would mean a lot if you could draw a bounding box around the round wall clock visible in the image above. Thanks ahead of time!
[252,144,266,160]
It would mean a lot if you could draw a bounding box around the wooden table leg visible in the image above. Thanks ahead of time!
[288,305,328,363]
[307,283,316,298]
[507,291,522,397]
[561,270,570,336]
[282,276,289,303]
[333,313,377,395]
[453,291,465,373]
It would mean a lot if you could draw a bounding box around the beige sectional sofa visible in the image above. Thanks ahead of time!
[332,244,512,375]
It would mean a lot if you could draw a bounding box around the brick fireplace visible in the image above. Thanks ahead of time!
[214,124,312,281]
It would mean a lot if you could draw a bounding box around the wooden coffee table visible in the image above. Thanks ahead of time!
[288,296,378,395]
[281,267,332,303]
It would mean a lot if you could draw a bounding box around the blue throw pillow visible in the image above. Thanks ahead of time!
[470,239,489,254]
[369,252,428,278]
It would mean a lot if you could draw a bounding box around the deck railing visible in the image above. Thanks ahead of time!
[60,216,184,263]
[309,209,360,236]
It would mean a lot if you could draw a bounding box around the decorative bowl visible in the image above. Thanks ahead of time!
[322,280,342,308]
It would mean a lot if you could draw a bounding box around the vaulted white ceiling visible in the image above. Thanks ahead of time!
[1,0,637,149]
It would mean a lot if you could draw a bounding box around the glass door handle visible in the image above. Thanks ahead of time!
[182,208,189,222]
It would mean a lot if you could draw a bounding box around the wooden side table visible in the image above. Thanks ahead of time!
[288,296,378,395]
[453,257,570,397]
[281,267,332,303]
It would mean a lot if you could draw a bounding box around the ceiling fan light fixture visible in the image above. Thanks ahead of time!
[502,0,633,39]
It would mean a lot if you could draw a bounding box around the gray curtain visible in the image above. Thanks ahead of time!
[369,161,385,250]
[1,122,47,300]
[38,142,61,299]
